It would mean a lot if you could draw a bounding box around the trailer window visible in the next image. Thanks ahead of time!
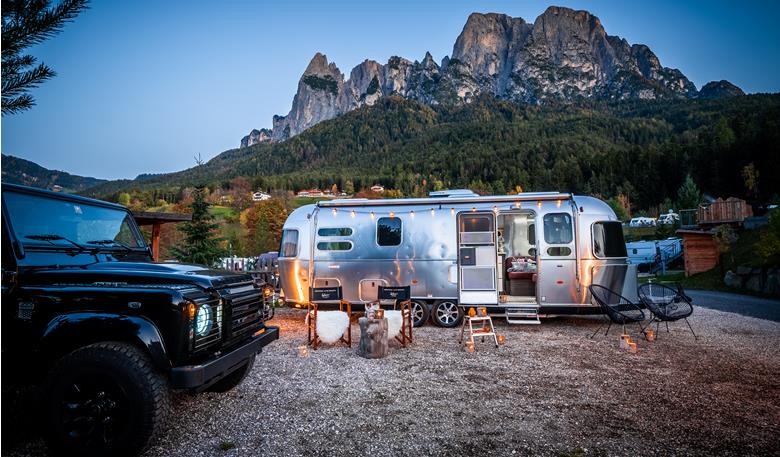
[460,215,493,232]
[377,217,402,246]
[543,213,573,244]
[592,221,627,258]
[528,223,536,245]
[318,227,353,237]
[279,229,299,257]
[317,241,352,251]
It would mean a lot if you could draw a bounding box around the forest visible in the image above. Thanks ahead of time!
[86,93,780,213]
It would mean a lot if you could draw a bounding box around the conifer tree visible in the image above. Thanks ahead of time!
[171,186,226,267]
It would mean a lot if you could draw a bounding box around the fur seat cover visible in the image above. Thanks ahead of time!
[385,310,403,339]
[312,311,350,344]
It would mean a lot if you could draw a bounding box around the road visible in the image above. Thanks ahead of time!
[687,289,780,322]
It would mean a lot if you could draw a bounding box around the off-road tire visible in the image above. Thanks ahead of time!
[206,354,255,393]
[44,342,170,457]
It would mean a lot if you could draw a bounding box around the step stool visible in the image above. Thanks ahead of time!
[458,314,498,350]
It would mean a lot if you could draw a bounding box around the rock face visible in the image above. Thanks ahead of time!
[240,128,272,148]
[259,7,740,142]
[698,80,746,99]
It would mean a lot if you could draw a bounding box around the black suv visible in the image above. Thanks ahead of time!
[1,183,279,456]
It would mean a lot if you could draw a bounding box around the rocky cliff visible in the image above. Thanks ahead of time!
[240,128,272,148]
[258,6,742,142]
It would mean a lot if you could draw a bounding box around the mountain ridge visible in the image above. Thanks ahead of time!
[248,6,740,144]
[1,154,107,192]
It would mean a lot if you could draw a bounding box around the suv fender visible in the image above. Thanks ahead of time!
[41,313,171,372]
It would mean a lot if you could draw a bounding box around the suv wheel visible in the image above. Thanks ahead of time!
[206,354,255,393]
[431,300,463,328]
[44,342,170,457]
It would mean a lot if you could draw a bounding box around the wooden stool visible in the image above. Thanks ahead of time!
[307,286,352,349]
[459,309,498,350]
[370,285,413,347]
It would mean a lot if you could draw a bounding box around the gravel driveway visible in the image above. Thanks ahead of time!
[5,307,780,456]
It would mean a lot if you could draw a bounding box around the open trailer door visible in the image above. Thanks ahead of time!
[457,211,499,305]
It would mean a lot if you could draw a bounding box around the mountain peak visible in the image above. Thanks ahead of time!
[698,80,745,99]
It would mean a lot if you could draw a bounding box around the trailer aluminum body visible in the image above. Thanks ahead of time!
[278,190,636,326]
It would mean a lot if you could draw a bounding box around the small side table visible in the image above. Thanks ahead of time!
[357,317,388,359]
[459,314,499,350]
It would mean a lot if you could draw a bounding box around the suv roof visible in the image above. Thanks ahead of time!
[1,183,127,211]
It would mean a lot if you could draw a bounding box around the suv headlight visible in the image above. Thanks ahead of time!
[195,303,213,336]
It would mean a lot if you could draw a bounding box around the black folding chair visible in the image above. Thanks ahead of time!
[588,284,646,338]
[637,283,697,340]
[307,286,352,349]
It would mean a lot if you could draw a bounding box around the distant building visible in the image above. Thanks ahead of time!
[297,189,324,197]
[252,191,271,202]
[51,185,63,192]
[370,185,385,193]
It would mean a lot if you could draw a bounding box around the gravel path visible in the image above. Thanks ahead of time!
[687,289,780,322]
[5,307,780,456]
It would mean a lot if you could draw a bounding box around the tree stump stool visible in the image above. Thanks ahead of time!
[357,317,388,359]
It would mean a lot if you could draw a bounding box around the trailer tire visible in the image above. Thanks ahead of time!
[410,300,430,327]
[432,300,462,328]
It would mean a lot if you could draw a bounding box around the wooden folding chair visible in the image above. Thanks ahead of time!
[307,286,352,349]
[372,285,413,347]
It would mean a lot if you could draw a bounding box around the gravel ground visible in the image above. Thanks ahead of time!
[5,307,780,457]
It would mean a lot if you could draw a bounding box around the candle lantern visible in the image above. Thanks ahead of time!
[468,307,477,317]
[297,345,310,358]
[629,342,638,354]
[645,329,655,342]
[478,307,488,317]
[497,335,506,345]
[374,309,385,320]
[466,342,475,353]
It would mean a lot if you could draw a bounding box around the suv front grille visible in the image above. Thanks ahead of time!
[220,280,266,346]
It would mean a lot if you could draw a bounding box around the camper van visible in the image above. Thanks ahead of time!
[278,190,637,327]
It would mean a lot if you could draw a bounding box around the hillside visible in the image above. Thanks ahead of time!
[83,94,780,211]
[1,154,107,192]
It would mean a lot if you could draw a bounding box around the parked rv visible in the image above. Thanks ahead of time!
[657,212,680,225]
[278,190,637,327]
[629,217,656,227]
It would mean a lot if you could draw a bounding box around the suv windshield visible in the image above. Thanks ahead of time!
[4,191,146,249]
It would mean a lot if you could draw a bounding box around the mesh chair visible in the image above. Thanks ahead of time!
[307,286,352,349]
[637,283,697,340]
[370,286,413,347]
[588,284,646,338]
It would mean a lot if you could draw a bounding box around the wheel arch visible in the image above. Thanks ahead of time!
[40,313,171,373]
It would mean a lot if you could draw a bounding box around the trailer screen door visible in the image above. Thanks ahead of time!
[457,212,498,305]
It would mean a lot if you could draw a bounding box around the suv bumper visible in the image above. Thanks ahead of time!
[170,326,279,390]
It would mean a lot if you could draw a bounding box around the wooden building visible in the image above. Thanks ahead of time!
[132,211,192,261]
[677,229,719,277]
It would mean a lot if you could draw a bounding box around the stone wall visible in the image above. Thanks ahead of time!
[724,266,780,296]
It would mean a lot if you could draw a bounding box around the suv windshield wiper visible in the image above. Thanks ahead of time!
[25,234,91,253]
[86,239,136,253]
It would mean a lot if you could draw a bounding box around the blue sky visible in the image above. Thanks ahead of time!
[2,0,779,180]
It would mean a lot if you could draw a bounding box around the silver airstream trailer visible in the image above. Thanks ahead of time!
[278,190,636,327]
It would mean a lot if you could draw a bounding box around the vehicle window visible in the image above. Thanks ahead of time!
[317,241,352,251]
[543,213,573,244]
[377,217,402,246]
[547,247,572,256]
[318,227,353,237]
[527,223,536,245]
[592,221,628,258]
[279,229,299,257]
[3,191,145,248]
[460,215,493,232]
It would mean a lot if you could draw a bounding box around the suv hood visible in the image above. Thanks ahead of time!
[22,261,253,290]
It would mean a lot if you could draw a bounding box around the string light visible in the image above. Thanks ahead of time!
[556,199,562,208]
[431,208,435,217]
[471,207,476,212]
[370,211,375,220]
[409,210,415,218]
[514,201,521,208]
[350,210,356,218]
[389,211,395,218]
[332,208,337,216]
[492,205,498,214]
[537,201,543,209]
[450,208,455,216]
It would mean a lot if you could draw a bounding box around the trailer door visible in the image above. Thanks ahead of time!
[457,211,498,305]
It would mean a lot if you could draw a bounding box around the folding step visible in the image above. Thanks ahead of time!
[505,305,541,325]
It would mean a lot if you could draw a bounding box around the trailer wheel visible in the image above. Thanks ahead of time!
[432,300,462,328]
[410,300,430,327]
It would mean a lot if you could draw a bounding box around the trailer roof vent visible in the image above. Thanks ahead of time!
[428,189,479,198]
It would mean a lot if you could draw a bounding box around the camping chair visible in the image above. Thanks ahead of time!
[307,286,352,349]
[369,286,413,347]
[637,283,697,340]
[588,284,646,338]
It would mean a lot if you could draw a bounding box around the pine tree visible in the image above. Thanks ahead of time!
[676,175,703,210]
[2,0,89,115]
[171,186,226,267]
